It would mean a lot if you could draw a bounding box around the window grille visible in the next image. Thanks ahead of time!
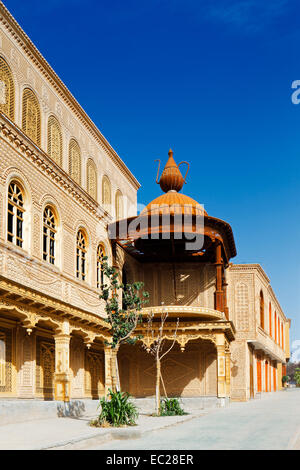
[7,182,25,248]
[43,206,56,265]
[76,230,87,281]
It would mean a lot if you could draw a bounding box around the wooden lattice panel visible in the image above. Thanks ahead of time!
[0,56,15,120]
[84,350,104,399]
[87,158,97,200]
[102,175,111,207]
[69,139,81,185]
[47,115,62,166]
[22,88,41,146]
[115,190,123,219]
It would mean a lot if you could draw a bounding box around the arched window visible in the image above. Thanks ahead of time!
[278,317,280,346]
[0,57,15,120]
[47,116,62,166]
[260,291,264,329]
[102,176,111,210]
[76,230,87,281]
[115,190,123,220]
[7,181,25,248]
[69,139,81,185]
[22,88,41,146]
[274,312,277,343]
[96,244,105,289]
[87,159,97,200]
[281,323,284,349]
[269,302,272,337]
[43,206,56,265]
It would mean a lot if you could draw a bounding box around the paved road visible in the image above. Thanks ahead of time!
[92,389,300,450]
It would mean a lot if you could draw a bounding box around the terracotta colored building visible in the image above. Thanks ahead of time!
[0,3,290,406]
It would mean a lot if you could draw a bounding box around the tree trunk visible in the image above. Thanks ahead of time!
[115,354,121,392]
[156,357,161,415]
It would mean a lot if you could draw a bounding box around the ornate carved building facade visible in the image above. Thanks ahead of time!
[0,3,290,405]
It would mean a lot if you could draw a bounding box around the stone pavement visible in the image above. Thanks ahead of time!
[0,408,205,450]
[1,389,299,450]
[93,389,300,450]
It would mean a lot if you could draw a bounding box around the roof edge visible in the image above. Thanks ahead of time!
[0,2,140,190]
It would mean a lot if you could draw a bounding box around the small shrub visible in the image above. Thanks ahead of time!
[160,398,187,416]
[282,375,290,384]
[95,389,138,427]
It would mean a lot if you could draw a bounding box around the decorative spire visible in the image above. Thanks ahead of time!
[155,149,190,193]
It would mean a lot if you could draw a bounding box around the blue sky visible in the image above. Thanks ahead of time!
[3,0,300,346]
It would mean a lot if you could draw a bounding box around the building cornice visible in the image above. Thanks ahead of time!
[229,263,287,321]
[0,112,112,224]
[0,274,110,333]
[0,1,140,190]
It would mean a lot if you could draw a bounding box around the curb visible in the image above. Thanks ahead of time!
[41,413,204,450]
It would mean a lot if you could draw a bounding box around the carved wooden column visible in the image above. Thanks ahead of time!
[216,333,226,398]
[54,331,71,402]
[215,243,224,313]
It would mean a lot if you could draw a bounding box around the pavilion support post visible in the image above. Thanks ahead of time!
[223,275,229,320]
[225,349,231,397]
[215,243,224,313]
[216,333,226,399]
[54,333,71,402]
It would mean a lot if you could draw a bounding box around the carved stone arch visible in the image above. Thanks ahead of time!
[39,193,62,225]
[21,86,41,146]
[73,220,91,248]
[0,54,15,120]
[4,167,33,205]
[95,238,112,264]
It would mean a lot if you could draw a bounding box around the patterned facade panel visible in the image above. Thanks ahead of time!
[143,263,214,309]
[70,338,85,398]
[36,336,55,399]
[235,283,249,331]
[0,326,13,394]
[84,349,104,399]
[119,341,217,398]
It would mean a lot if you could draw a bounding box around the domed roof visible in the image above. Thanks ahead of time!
[141,190,207,217]
[141,149,207,217]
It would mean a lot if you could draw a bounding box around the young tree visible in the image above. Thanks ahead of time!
[294,368,300,386]
[100,258,149,391]
[142,306,179,415]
